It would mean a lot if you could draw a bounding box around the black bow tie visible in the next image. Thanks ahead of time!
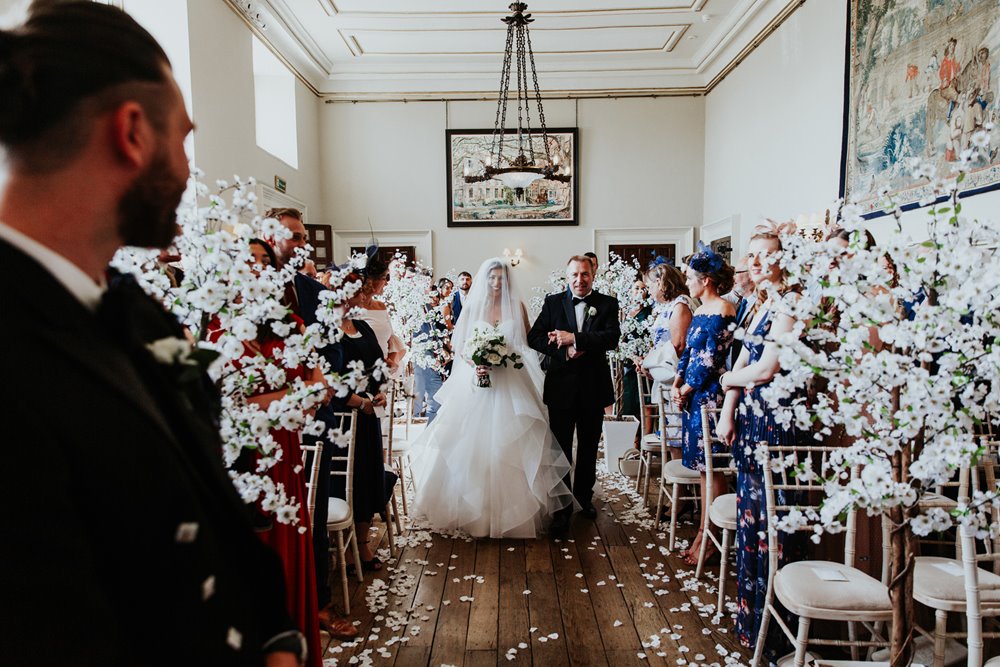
[572,296,588,306]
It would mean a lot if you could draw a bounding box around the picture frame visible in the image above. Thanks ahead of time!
[446,127,578,227]
[840,0,1000,218]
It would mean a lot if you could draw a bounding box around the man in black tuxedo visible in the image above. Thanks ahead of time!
[0,4,301,665]
[451,270,472,325]
[529,256,621,536]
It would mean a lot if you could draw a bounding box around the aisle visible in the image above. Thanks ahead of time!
[321,466,747,667]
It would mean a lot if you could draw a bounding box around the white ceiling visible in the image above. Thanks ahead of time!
[231,0,804,99]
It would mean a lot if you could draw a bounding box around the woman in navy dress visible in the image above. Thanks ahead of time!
[717,225,805,658]
[327,272,392,573]
[671,243,735,565]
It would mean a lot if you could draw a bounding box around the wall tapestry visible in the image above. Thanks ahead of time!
[842,0,1000,216]
[446,128,578,227]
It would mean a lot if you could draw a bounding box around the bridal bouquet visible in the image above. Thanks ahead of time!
[464,325,523,388]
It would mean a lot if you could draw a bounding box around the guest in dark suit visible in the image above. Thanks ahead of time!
[528,255,621,536]
[0,4,301,664]
[267,208,360,640]
[451,270,472,325]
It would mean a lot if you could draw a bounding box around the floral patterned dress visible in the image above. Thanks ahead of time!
[676,313,734,471]
[732,310,805,657]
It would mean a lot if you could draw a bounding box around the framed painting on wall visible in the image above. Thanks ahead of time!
[446,128,578,227]
[841,0,1000,217]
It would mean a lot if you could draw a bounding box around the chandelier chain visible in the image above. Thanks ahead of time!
[491,23,515,169]
[525,26,551,165]
[464,2,569,188]
[518,23,536,165]
[515,22,527,163]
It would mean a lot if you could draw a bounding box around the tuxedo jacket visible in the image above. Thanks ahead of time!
[0,240,295,665]
[528,290,621,410]
[451,290,463,325]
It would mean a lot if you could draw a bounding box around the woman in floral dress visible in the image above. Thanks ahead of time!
[639,261,694,446]
[671,243,735,565]
[717,224,805,658]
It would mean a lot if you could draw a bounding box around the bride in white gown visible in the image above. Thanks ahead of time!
[410,258,575,538]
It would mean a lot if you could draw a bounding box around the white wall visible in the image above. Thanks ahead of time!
[185,1,325,223]
[703,0,1000,253]
[320,96,705,293]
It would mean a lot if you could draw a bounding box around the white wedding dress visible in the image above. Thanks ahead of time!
[410,260,574,538]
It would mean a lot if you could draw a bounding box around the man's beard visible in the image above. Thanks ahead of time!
[117,146,187,249]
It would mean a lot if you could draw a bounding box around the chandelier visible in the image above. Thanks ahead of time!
[463,2,570,198]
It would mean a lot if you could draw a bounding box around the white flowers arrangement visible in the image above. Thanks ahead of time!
[410,301,452,373]
[758,127,999,661]
[113,170,380,526]
[464,325,523,387]
[596,253,652,364]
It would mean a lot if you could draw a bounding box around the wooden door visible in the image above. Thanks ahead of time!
[350,245,417,269]
[305,224,333,268]
[607,244,676,272]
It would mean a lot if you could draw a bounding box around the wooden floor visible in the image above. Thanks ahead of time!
[320,464,749,667]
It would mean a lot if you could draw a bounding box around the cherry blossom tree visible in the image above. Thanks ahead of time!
[113,172,382,526]
[762,131,1000,665]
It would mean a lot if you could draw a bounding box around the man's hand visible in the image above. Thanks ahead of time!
[548,330,576,348]
[566,346,586,360]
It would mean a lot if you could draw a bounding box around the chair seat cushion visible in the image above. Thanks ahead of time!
[985,656,1000,667]
[327,497,351,525]
[640,434,661,450]
[913,556,1000,611]
[663,458,700,482]
[709,493,737,530]
[774,560,892,620]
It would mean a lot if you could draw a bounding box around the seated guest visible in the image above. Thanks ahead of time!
[213,239,330,665]
[671,244,736,565]
[717,222,806,659]
[326,273,393,573]
[356,253,406,372]
[637,260,694,446]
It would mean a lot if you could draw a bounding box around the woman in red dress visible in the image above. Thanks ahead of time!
[211,238,329,666]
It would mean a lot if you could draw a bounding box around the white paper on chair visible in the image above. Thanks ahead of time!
[931,561,964,577]
[373,404,387,419]
[811,566,849,582]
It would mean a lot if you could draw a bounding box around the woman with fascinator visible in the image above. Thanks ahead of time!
[409,258,575,538]
[670,242,736,566]
[355,247,407,372]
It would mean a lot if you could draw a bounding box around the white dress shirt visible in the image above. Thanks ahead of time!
[573,290,593,332]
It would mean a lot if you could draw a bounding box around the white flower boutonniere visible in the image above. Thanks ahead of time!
[147,337,220,382]
[147,337,197,366]
[585,306,598,320]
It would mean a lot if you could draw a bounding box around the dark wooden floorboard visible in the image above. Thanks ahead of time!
[321,468,745,666]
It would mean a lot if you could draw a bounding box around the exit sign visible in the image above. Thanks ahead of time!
[274,175,287,193]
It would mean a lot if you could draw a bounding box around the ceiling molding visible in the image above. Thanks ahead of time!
[703,0,804,94]
[322,1,711,17]
[222,0,323,96]
[225,0,806,101]
[322,86,706,103]
[265,0,337,75]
